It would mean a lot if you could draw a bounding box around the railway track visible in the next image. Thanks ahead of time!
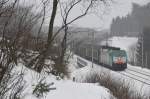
[76,55,150,85]
[127,67,150,77]
[120,68,150,85]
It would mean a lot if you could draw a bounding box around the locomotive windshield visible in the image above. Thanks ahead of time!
[112,50,126,57]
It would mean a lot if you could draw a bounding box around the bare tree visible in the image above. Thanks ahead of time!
[0,0,42,98]
[36,0,49,49]
[0,0,25,98]
[58,0,92,64]
[27,0,112,76]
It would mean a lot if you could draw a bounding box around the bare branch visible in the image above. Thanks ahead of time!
[37,0,48,42]
[51,0,94,42]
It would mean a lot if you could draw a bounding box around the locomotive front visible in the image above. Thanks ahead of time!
[111,50,127,70]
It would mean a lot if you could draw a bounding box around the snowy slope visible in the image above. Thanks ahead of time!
[46,82,111,99]
[12,63,113,99]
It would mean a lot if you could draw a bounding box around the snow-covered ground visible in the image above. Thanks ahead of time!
[72,55,150,97]
[11,62,113,99]
[6,36,149,99]
[127,64,150,73]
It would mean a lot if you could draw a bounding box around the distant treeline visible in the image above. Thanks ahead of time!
[110,3,150,37]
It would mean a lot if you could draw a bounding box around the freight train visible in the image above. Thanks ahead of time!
[75,44,127,70]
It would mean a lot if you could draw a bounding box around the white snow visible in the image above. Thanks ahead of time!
[72,55,150,97]
[11,61,113,99]
[127,64,150,76]
[7,36,149,99]
[47,81,111,99]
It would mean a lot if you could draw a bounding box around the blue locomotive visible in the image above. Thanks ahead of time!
[76,44,127,70]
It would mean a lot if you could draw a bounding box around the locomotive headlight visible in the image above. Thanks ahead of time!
[113,56,126,63]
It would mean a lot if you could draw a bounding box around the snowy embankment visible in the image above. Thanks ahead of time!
[72,55,150,97]
[128,64,150,74]
[12,62,113,99]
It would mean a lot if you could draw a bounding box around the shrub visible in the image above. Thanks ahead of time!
[51,58,68,78]
[32,79,56,98]
[82,71,149,99]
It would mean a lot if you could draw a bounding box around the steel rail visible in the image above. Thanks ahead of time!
[119,72,150,86]
[127,68,150,77]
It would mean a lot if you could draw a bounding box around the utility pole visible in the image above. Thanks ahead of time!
[145,52,147,68]
[134,47,136,65]
[91,32,94,68]
[106,32,109,46]
[142,34,144,68]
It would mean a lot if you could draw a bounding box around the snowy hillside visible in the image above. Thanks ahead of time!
[12,63,113,99]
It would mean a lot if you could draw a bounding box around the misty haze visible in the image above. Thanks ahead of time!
[0,0,150,99]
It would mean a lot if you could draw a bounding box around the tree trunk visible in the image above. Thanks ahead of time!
[47,0,58,48]
[60,24,68,64]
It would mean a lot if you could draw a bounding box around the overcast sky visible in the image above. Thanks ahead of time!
[59,0,150,30]
[24,0,150,30]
